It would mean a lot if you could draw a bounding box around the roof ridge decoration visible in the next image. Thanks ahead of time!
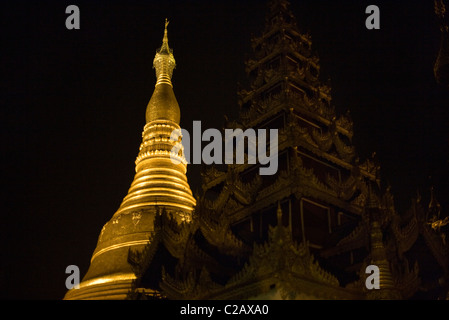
[197,204,251,257]
[226,205,339,297]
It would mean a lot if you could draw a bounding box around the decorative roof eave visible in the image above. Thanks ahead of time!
[245,50,281,74]
[292,138,375,182]
[239,90,353,142]
[239,95,285,127]
[196,205,252,257]
[160,268,355,300]
[202,185,231,212]
[393,214,420,254]
[201,166,227,190]
[127,207,194,276]
[201,143,372,225]
[289,126,357,173]
[245,44,320,76]
[128,228,162,279]
[183,237,223,270]
[396,260,421,299]
[240,103,352,148]
[160,219,192,259]
[201,169,261,213]
[393,199,448,270]
[226,161,367,224]
[320,219,370,258]
[202,136,370,224]
[251,22,311,51]
[286,95,353,138]
[206,269,363,300]
[200,217,363,300]
[161,266,224,300]
[160,267,196,299]
[421,223,449,271]
[240,74,319,106]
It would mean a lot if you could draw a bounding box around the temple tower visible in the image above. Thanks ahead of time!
[151,0,382,299]
[64,20,196,300]
[197,0,377,287]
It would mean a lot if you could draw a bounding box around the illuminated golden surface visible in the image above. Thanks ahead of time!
[64,20,195,300]
[146,19,180,124]
[64,273,136,300]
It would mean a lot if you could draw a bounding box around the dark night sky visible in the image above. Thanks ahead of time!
[1,0,448,300]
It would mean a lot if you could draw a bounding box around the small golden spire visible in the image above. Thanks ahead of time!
[429,186,441,210]
[153,18,176,87]
[159,18,170,54]
[428,186,442,221]
[146,19,181,124]
[277,201,282,226]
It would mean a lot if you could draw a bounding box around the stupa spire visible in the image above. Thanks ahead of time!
[160,19,170,53]
[154,19,176,87]
[146,19,180,124]
[64,20,195,300]
[366,183,401,299]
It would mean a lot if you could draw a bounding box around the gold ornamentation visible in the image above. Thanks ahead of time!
[67,21,196,300]
[226,211,340,299]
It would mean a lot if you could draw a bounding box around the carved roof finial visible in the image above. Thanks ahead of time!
[277,201,283,226]
[146,19,180,123]
[428,186,441,219]
[160,18,170,53]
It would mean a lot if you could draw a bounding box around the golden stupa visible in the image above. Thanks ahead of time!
[64,20,196,300]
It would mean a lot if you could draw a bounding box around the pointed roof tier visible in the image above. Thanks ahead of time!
[234,0,356,170]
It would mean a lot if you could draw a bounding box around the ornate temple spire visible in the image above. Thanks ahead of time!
[428,186,441,217]
[154,19,176,87]
[265,0,297,29]
[119,19,194,218]
[366,183,401,299]
[427,186,445,231]
[160,19,170,52]
[276,201,283,225]
[64,20,195,300]
[146,19,181,124]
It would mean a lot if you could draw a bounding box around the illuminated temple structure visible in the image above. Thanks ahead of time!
[64,19,196,300]
[65,0,449,300]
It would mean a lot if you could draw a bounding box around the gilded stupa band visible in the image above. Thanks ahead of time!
[64,20,195,300]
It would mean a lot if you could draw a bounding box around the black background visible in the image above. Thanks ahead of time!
[1,0,448,300]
